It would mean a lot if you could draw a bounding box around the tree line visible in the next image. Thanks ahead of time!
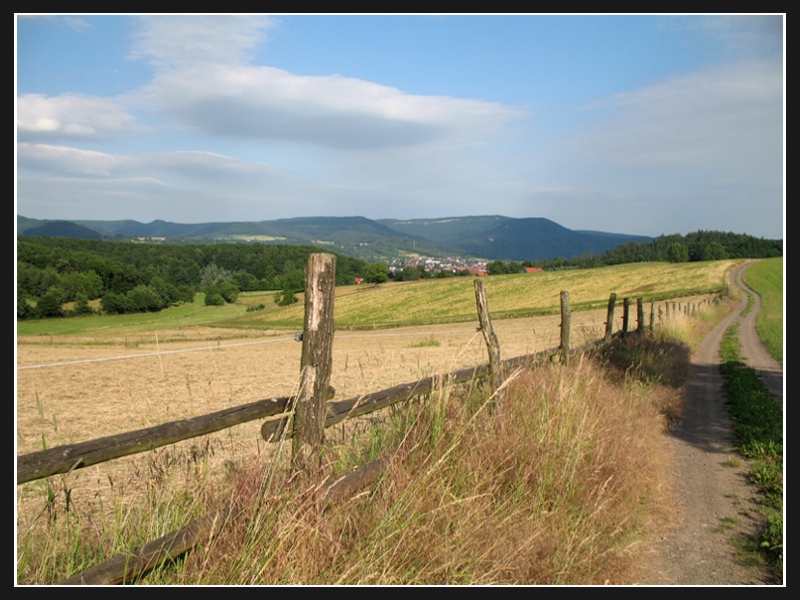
[16,237,368,319]
[484,230,782,274]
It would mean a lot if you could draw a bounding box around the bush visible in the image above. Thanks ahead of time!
[274,288,298,306]
[204,290,225,306]
[36,290,65,318]
[127,285,165,312]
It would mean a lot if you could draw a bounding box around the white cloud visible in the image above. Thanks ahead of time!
[139,64,523,151]
[17,93,136,141]
[18,143,128,177]
[528,58,783,237]
[129,15,274,69]
[17,143,309,221]
[126,16,524,151]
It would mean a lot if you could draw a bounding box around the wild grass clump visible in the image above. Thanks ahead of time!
[16,441,223,584]
[596,333,691,388]
[168,355,677,585]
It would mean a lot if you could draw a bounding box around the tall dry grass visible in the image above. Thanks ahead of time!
[143,348,682,585]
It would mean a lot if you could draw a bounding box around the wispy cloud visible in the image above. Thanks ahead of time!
[139,64,523,150]
[569,59,782,183]
[128,15,275,68]
[17,93,136,141]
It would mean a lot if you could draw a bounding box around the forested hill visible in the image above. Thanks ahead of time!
[378,216,653,261]
[18,214,651,262]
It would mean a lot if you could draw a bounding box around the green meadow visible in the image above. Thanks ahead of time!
[742,257,783,363]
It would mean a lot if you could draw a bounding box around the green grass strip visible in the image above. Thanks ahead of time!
[719,324,783,580]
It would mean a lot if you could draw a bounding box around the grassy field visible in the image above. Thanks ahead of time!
[742,257,783,363]
[16,259,742,584]
[17,260,739,340]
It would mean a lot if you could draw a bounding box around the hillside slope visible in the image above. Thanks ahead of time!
[18,214,653,262]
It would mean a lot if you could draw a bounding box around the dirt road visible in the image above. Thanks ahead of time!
[635,261,783,585]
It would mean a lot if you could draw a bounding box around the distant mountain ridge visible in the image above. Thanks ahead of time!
[17,214,653,262]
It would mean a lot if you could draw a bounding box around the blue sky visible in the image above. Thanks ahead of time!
[15,14,784,239]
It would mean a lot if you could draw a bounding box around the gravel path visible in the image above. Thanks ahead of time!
[635,261,783,585]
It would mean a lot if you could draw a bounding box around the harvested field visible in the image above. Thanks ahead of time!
[16,297,711,536]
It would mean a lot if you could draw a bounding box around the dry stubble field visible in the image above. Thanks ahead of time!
[16,297,708,532]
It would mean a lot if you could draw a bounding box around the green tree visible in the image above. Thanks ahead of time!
[17,289,32,319]
[666,242,690,263]
[702,242,727,261]
[127,285,165,312]
[396,265,421,281]
[487,260,506,275]
[101,291,130,315]
[218,280,240,303]
[73,292,94,316]
[204,289,225,306]
[177,285,197,304]
[274,288,298,306]
[365,263,390,285]
[36,289,64,318]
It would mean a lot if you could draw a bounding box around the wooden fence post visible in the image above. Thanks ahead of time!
[622,297,630,337]
[292,253,336,466]
[637,297,644,333]
[474,278,502,392]
[649,302,655,334]
[560,290,571,366]
[604,293,616,342]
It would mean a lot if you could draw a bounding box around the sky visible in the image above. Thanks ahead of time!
[15,14,785,239]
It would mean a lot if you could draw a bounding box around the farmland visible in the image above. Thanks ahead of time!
[16,259,741,584]
[16,260,736,456]
[17,259,736,339]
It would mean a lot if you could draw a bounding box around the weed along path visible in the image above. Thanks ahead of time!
[636,261,782,585]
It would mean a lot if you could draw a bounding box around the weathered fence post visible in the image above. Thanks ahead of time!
[637,297,644,333]
[292,253,336,466]
[474,278,502,393]
[560,290,571,366]
[604,293,617,342]
[649,302,655,334]
[622,297,630,337]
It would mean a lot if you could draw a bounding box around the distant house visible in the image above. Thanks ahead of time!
[525,267,543,274]
[469,267,488,276]
[355,277,365,285]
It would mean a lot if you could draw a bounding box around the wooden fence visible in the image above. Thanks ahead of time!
[17,253,709,584]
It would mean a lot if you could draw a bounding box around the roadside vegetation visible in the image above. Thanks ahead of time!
[719,325,783,581]
[719,257,783,581]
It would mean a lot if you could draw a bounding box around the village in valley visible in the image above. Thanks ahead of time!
[382,256,544,279]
